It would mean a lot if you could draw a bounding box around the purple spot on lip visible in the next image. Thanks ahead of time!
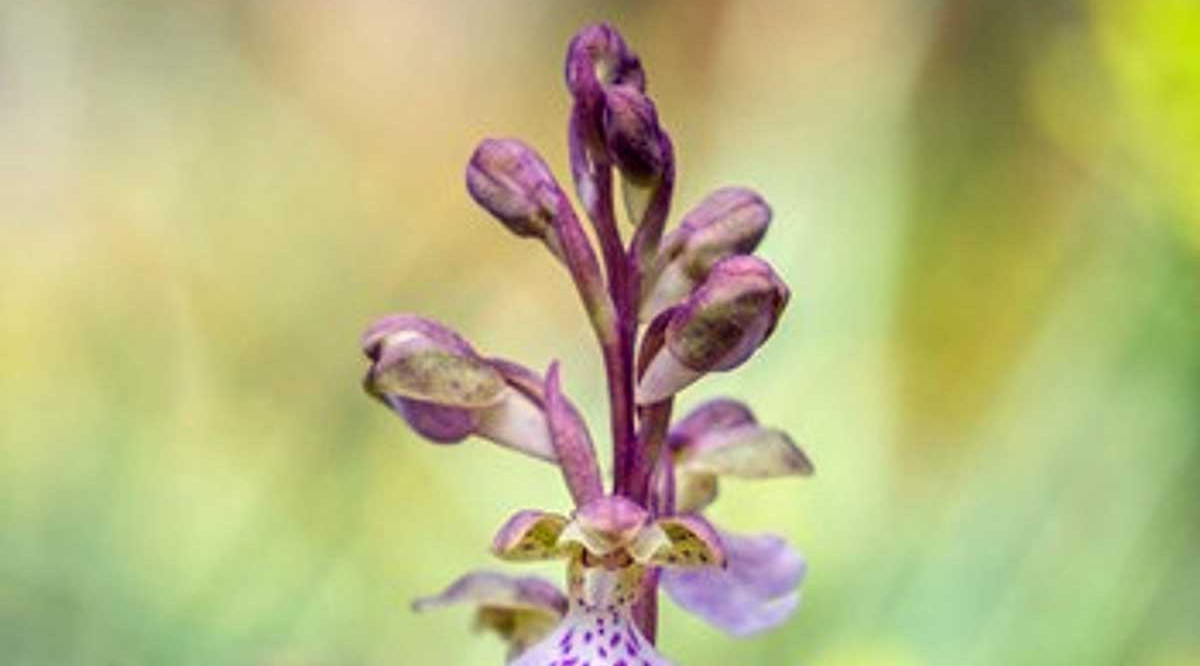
[610,632,622,647]
[584,631,593,643]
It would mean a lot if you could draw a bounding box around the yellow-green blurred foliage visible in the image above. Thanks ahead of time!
[2,1,1198,665]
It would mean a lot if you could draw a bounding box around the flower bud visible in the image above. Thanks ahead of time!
[603,85,666,186]
[362,315,557,461]
[363,315,506,408]
[641,187,771,320]
[466,138,565,258]
[636,256,789,404]
[564,23,645,101]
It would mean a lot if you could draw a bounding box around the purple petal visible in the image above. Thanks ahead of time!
[662,529,805,637]
[544,362,604,506]
[669,398,757,449]
[392,396,475,443]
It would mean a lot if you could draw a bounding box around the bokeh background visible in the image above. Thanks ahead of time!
[3,1,1199,664]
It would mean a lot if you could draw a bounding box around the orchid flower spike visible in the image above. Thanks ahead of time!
[358,21,813,665]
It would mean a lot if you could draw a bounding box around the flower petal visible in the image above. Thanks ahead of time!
[390,396,476,443]
[661,530,805,637]
[473,389,557,461]
[413,570,567,662]
[669,398,757,445]
[363,315,507,408]
[632,514,725,568]
[492,510,571,561]
[544,362,604,505]
[684,425,813,478]
[668,398,813,511]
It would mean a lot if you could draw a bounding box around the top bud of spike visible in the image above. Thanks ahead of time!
[565,23,645,99]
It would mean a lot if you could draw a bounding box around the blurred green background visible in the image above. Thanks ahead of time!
[3,1,1199,664]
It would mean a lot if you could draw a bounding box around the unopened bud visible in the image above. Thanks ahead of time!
[603,85,667,186]
[466,138,565,257]
[641,187,771,320]
[636,256,789,404]
[564,23,645,100]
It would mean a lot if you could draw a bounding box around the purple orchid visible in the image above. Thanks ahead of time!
[361,23,813,664]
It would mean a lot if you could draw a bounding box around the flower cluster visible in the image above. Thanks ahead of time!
[361,23,812,665]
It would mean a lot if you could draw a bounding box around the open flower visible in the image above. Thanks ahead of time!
[491,496,725,666]
[658,399,813,636]
[359,21,814,665]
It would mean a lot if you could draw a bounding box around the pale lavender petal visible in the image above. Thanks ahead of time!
[662,530,805,637]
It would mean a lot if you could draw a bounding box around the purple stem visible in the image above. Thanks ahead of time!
[629,399,673,505]
[568,101,639,499]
